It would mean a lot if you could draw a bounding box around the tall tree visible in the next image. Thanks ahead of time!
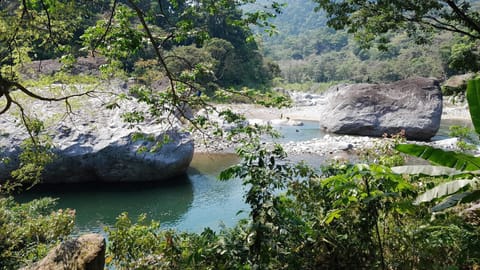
[312,0,480,47]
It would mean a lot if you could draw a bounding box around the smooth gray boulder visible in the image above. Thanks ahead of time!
[317,77,442,140]
[0,83,194,183]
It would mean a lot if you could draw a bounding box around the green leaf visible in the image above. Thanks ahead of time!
[395,144,480,171]
[467,78,480,135]
[323,209,344,225]
[391,165,462,176]
[414,179,477,204]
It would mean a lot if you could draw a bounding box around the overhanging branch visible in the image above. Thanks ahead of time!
[444,0,480,36]
[0,76,95,116]
[420,15,480,39]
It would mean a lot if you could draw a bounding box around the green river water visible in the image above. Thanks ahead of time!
[17,121,322,233]
[16,119,470,233]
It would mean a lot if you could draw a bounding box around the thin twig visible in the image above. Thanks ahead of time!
[11,99,37,145]
[91,0,118,56]
[127,0,178,100]
[39,0,54,43]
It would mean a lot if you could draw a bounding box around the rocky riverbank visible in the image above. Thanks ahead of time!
[192,91,475,163]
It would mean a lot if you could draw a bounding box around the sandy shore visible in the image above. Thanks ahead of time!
[215,103,328,122]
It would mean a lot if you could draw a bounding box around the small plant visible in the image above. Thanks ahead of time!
[359,130,407,167]
[1,118,55,194]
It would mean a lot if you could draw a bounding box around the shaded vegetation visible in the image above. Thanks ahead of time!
[0,197,74,269]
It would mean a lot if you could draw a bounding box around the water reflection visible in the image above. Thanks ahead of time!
[15,153,248,233]
[16,177,194,232]
[178,153,248,232]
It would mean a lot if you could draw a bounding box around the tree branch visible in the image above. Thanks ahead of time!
[39,0,54,43]
[0,76,95,116]
[21,0,32,19]
[91,0,118,57]
[420,15,480,39]
[127,0,178,100]
[11,81,94,102]
[0,92,12,115]
[444,0,480,36]
[11,98,37,145]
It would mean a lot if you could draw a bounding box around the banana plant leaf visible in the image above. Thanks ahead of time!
[431,192,472,212]
[395,144,480,171]
[467,78,480,135]
[391,165,462,176]
[414,179,478,204]
[431,189,480,212]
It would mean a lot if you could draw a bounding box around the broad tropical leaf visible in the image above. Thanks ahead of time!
[414,179,479,204]
[395,144,480,171]
[467,78,480,135]
[459,189,480,204]
[323,209,344,225]
[391,165,461,176]
[396,78,480,213]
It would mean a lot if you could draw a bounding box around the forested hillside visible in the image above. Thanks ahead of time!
[259,0,480,84]
[0,0,279,93]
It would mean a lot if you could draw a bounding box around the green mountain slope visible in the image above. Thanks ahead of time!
[258,0,479,85]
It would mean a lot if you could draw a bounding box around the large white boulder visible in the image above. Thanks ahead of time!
[0,83,194,183]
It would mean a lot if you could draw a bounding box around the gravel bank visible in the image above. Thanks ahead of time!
[192,95,474,163]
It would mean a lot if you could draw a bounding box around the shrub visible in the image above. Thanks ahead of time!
[0,197,75,269]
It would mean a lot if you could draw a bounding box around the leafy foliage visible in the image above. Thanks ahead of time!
[395,77,480,212]
[468,78,480,134]
[449,125,479,151]
[395,144,480,171]
[2,1,480,270]
[312,0,480,47]
[106,213,255,269]
[105,120,479,269]
[106,143,480,269]
[0,118,55,194]
[0,197,75,269]
[262,0,480,86]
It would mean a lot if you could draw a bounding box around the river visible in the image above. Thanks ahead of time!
[17,121,323,233]
[15,119,470,233]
